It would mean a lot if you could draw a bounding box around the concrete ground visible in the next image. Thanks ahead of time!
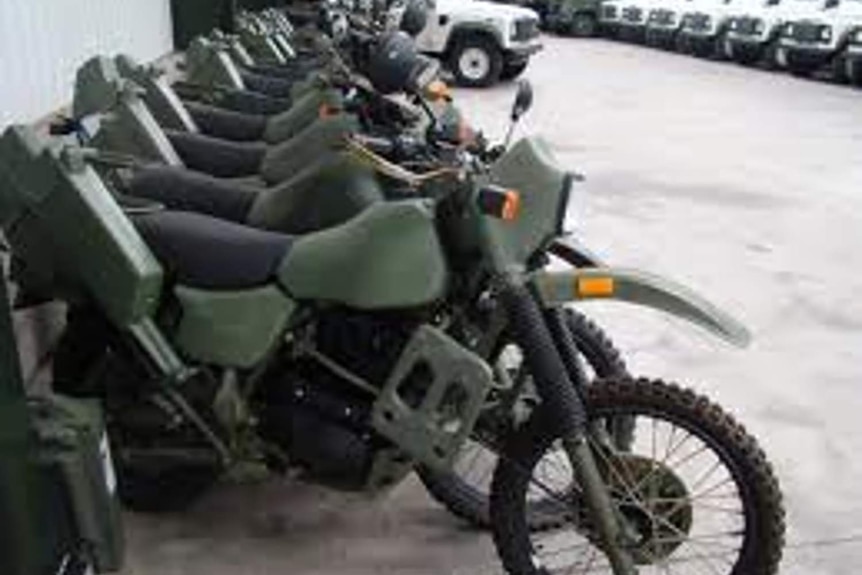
[123,37,862,574]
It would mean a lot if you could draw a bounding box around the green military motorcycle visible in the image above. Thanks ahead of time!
[1,73,784,573]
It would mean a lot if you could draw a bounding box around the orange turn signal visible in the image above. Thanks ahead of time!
[318,103,338,118]
[477,186,521,221]
[501,190,521,221]
[426,80,452,101]
[577,276,615,298]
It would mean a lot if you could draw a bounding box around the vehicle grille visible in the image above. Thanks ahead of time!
[686,12,711,31]
[622,6,644,23]
[650,8,675,26]
[790,21,825,43]
[512,18,540,41]
[603,4,619,19]
[734,16,761,36]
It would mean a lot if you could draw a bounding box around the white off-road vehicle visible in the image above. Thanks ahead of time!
[675,0,763,56]
[644,0,695,47]
[412,0,543,87]
[844,24,862,82]
[776,0,862,78]
[722,0,821,65]
[599,0,626,35]
[613,0,664,39]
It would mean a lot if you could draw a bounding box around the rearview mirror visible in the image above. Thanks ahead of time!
[511,79,534,121]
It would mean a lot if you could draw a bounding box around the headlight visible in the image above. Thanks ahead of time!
[855,28,862,43]
[820,26,832,41]
[729,18,737,30]
[783,23,794,36]
[755,20,764,34]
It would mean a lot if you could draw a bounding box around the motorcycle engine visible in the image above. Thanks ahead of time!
[256,310,417,491]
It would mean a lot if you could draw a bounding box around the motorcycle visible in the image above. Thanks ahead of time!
[1,60,784,573]
[63,25,785,555]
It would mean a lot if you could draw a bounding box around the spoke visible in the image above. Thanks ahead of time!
[588,435,643,505]
[689,477,736,502]
[626,427,695,500]
[647,512,737,575]
[667,441,710,472]
[689,459,724,495]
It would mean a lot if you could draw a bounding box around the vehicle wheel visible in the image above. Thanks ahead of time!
[732,42,765,66]
[490,377,786,575]
[568,13,598,37]
[849,58,862,86]
[644,29,663,47]
[418,309,630,529]
[829,55,849,84]
[501,60,529,81]
[711,31,729,60]
[449,34,504,88]
[785,52,819,76]
[674,33,691,54]
[761,40,781,69]
[53,309,220,513]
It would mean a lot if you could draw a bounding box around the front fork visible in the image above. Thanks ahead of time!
[498,279,637,575]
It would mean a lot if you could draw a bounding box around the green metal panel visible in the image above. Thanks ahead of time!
[1,275,123,575]
[114,55,200,133]
[92,95,184,166]
[29,396,125,572]
[0,266,44,575]
[0,126,164,328]
[483,137,569,269]
[279,200,448,310]
[185,37,246,91]
[174,285,296,368]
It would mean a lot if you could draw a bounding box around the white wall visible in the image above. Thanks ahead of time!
[0,0,173,127]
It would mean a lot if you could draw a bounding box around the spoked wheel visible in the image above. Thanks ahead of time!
[418,309,631,528]
[491,378,785,575]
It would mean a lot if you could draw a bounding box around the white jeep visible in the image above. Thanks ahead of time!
[845,24,862,82]
[723,0,825,65]
[776,0,862,79]
[675,0,762,56]
[612,0,664,39]
[413,0,543,87]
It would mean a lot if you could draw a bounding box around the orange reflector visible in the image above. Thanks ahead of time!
[577,276,615,298]
[426,80,452,101]
[501,190,521,221]
[318,103,337,118]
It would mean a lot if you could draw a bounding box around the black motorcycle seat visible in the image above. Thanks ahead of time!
[134,210,293,290]
[166,130,266,178]
[184,101,268,142]
[129,166,261,223]
[245,61,319,81]
[241,70,296,100]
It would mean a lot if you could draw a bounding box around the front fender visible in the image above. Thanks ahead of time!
[532,267,751,347]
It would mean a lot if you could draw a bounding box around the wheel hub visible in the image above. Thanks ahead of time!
[606,453,693,564]
[459,47,491,81]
